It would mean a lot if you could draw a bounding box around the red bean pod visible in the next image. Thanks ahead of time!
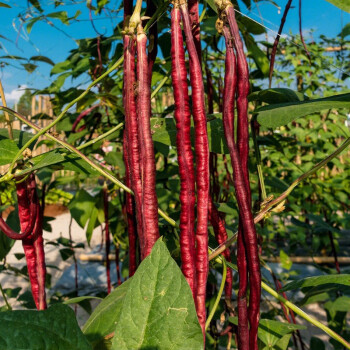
[18,175,47,310]
[103,186,111,294]
[222,25,249,350]
[123,34,145,257]
[71,104,100,133]
[170,5,197,298]
[0,183,38,240]
[226,8,261,348]
[180,2,210,336]
[136,26,160,257]
[123,133,137,277]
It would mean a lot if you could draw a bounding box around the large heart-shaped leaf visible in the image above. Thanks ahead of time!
[0,304,91,350]
[111,239,203,349]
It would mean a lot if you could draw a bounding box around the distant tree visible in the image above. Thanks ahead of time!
[17,89,32,116]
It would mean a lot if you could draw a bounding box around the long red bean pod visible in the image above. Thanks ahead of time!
[18,175,47,310]
[122,0,138,273]
[123,133,137,277]
[136,25,160,257]
[170,5,197,298]
[221,25,249,350]
[180,1,210,336]
[103,186,111,294]
[225,6,261,348]
[269,0,293,87]
[123,34,145,257]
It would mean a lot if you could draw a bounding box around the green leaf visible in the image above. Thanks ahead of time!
[47,11,69,24]
[279,250,292,270]
[229,317,305,348]
[111,239,203,349]
[0,2,11,8]
[244,34,270,76]
[83,278,132,347]
[0,139,19,166]
[0,129,33,150]
[30,55,55,65]
[68,189,95,229]
[250,88,307,104]
[22,63,38,73]
[28,0,43,12]
[281,274,350,292]
[325,0,350,12]
[340,23,350,38]
[64,296,103,305]
[51,60,72,75]
[0,304,92,349]
[257,93,350,128]
[17,150,66,176]
[151,116,228,154]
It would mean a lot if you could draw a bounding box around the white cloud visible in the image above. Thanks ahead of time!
[4,85,28,103]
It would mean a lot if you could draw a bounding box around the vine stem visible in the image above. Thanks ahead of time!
[0,107,177,228]
[0,281,11,310]
[7,55,124,174]
[214,255,350,349]
[209,136,350,260]
[76,122,124,150]
[262,282,350,349]
[0,80,13,140]
[205,259,226,331]
[151,70,171,99]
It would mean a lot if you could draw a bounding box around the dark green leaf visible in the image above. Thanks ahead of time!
[30,55,55,65]
[68,189,95,229]
[28,0,43,12]
[0,2,11,8]
[0,129,34,150]
[22,63,38,73]
[0,139,19,166]
[0,304,91,349]
[281,274,350,292]
[257,93,350,128]
[111,239,203,349]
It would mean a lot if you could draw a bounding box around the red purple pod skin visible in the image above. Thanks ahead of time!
[180,2,210,338]
[17,175,47,310]
[222,26,249,350]
[123,34,145,257]
[170,5,197,299]
[136,27,160,258]
[123,133,137,277]
[103,187,111,294]
[223,10,261,348]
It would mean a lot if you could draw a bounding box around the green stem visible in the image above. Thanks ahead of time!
[76,122,124,151]
[262,282,350,349]
[8,55,124,174]
[209,136,350,261]
[0,80,13,140]
[0,107,178,228]
[251,118,266,200]
[144,1,170,32]
[205,259,226,331]
[0,281,11,310]
[129,0,143,32]
[151,70,171,99]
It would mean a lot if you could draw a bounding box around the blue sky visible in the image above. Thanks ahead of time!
[0,0,348,105]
